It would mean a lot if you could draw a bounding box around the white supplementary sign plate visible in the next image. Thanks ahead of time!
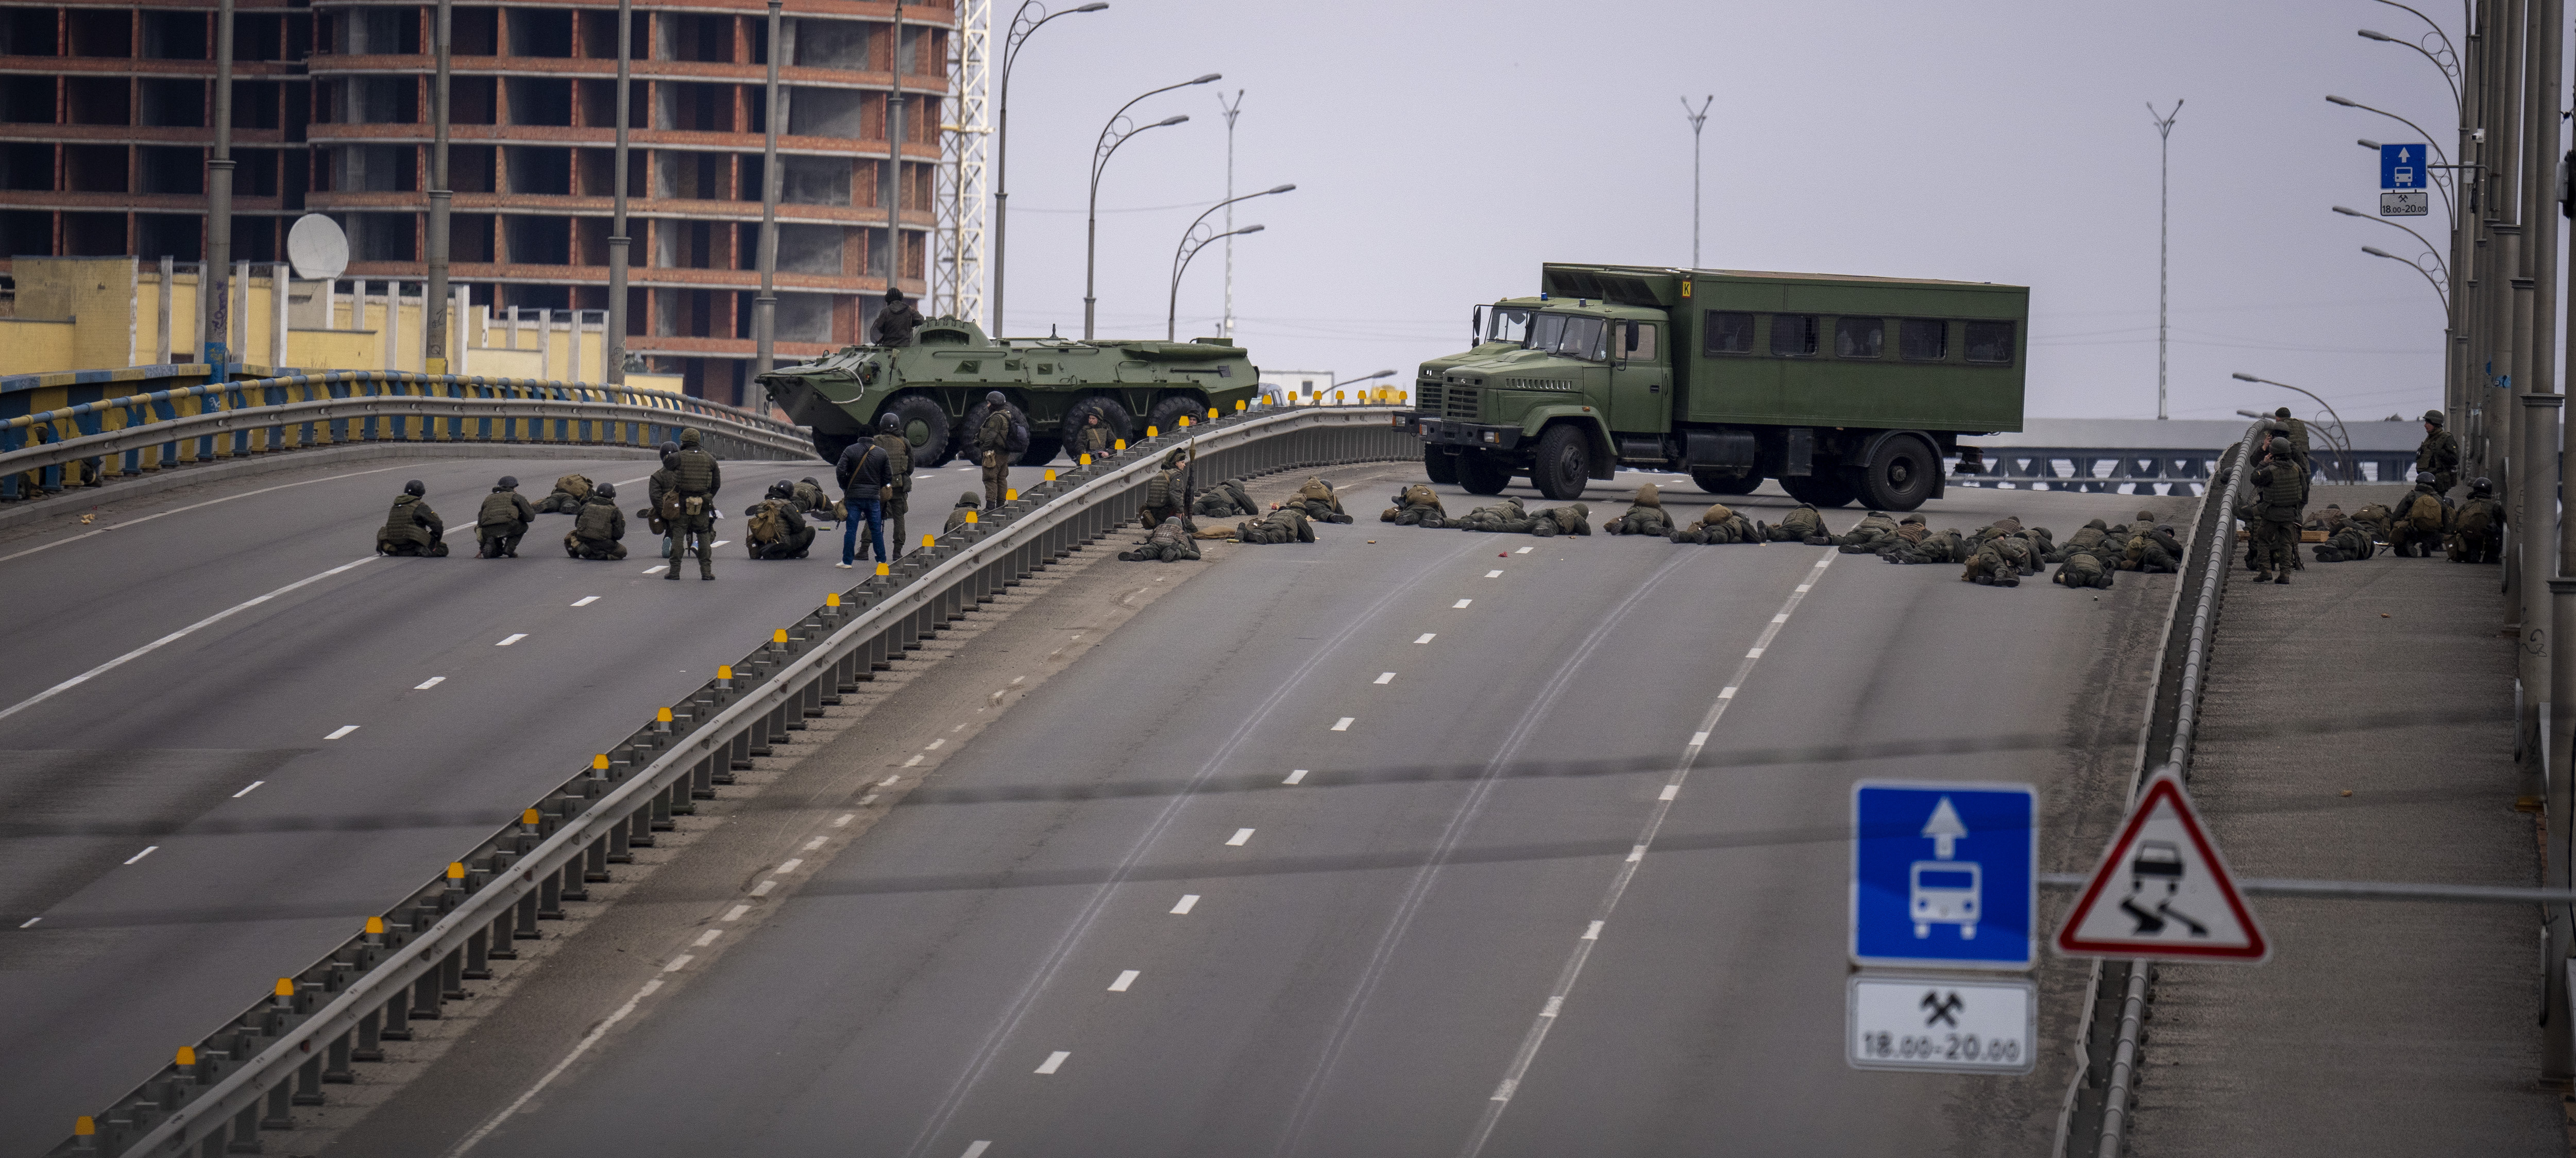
[1847,974,2037,1074]
[2380,192,2428,216]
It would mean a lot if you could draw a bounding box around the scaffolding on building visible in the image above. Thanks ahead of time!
[935,0,990,328]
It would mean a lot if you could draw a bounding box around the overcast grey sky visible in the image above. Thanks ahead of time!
[987,0,2480,422]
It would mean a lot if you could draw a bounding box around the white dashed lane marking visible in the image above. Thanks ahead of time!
[325,725,359,740]
[1374,672,1395,684]
[124,846,158,865]
[1516,546,1533,553]
[962,1144,991,1158]
[1283,769,1309,785]
[1109,970,1140,992]
[414,676,445,690]
[1226,829,1255,847]
[643,565,668,574]
[1415,633,1436,644]
[497,633,527,646]
[1170,894,1199,915]
[1332,717,1354,731]
[692,930,722,947]
[1453,599,1473,609]
[750,881,777,897]
[571,596,599,607]
[1034,1051,1070,1075]
[1485,569,1503,578]
[722,905,750,922]
[232,781,264,798]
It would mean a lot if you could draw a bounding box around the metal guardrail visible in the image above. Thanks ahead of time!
[1949,445,2412,494]
[48,402,1417,1156]
[1,372,813,499]
[2054,422,2262,1158]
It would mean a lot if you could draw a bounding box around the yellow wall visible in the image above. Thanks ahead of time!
[0,318,76,375]
[466,347,546,379]
[13,257,139,370]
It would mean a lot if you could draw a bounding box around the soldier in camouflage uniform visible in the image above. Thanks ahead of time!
[1758,503,1834,545]
[1672,501,1759,544]
[2045,519,2112,564]
[743,480,816,559]
[975,391,1016,510]
[665,427,722,580]
[1235,505,1317,545]
[376,480,449,557]
[1456,496,1536,533]
[1601,484,1674,536]
[1381,484,1450,527]
[532,473,593,515]
[789,477,838,526]
[1835,510,1902,553]
[1287,477,1353,523]
[872,412,914,556]
[1961,538,2021,586]
[944,491,982,534]
[1994,531,2042,576]
[1885,526,1968,564]
[2303,504,2346,535]
[474,476,538,558]
[2388,474,2450,558]
[2311,522,2376,563]
[2448,477,2503,564]
[1139,450,1191,531]
[565,482,629,560]
[2119,525,2184,574]
[2054,549,2115,589]
[1195,478,1257,518]
[1527,502,1592,537]
[2416,410,2461,496]
[1120,515,1204,561]
[1076,412,1115,461]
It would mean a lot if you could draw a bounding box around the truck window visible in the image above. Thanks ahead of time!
[1899,318,1948,361]
[1834,317,1883,359]
[1770,314,1819,357]
[1529,313,1608,360]
[1964,320,2015,364]
[1622,322,1658,360]
[1704,311,1755,355]
[1488,306,1534,345]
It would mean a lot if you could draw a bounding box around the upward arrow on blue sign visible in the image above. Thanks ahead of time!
[2382,143,2429,191]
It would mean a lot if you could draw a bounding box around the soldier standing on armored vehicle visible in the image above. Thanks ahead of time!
[874,288,924,347]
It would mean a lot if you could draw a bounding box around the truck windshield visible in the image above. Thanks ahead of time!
[1487,305,1535,345]
[1526,313,1609,360]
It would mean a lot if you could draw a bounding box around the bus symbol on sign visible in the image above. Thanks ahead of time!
[1851,782,2035,970]
[1911,861,1981,937]
[2380,143,2428,190]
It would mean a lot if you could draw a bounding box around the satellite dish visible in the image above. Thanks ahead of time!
[287,214,349,281]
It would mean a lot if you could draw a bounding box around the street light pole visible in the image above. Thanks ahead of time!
[1163,182,1292,340]
[202,0,233,367]
[991,1,1108,340]
[2147,100,2181,420]
[423,0,452,376]
[606,0,632,383]
[1218,88,1244,342]
[1680,95,1710,267]
[751,0,783,387]
[1084,72,1218,340]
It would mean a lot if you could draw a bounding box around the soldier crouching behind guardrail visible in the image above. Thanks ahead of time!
[566,481,629,560]
[377,480,449,557]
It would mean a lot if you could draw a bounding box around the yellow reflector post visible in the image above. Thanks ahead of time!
[1145,426,1158,438]
[1006,488,1019,500]
[965,510,980,524]
[772,629,789,644]
[921,533,935,548]
[718,665,734,680]
[176,1046,196,1066]
[876,562,891,576]
[656,706,673,721]
[826,592,841,607]
[1208,407,1219,420]
[74,1117,94,1136]
[1115,439,1127,450]
[447,862,466,880]
[1178,416,1191,427]
[1045,468,1057,480]
[274,978,295,997]
[1079,454,1093,465]
[368,915,388,933]
[591,753,609,770]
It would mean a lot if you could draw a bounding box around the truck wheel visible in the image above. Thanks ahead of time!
[1146,395,1200,438]
[811,430,856,465]
[886,394,953,468]
[955,397,1030,468]
[1857,435,1937,512]
[1456,450,1511,495]
[1059,396,1133,458]
[1531,425,1589,500]
[1691,467,1761,496]
[1780,471,1858,508]
[1018,436,1061,467]
[1423,447,1460,484]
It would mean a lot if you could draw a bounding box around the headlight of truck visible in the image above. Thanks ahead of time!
[1482,431,1500,445]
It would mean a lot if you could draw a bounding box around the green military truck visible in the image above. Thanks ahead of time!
[759,317,1261,467]
[1413,262,2026,510]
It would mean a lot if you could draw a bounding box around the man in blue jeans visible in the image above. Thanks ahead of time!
[834,436,891,568]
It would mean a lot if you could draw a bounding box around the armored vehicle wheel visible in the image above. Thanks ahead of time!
[1856,434,1937,512]
[1456,450,1511,495]
[886,394,953,468]
[1059,396,1133,458]
[812,430,857,464]
[956,397,1032,467]
[1531,424,1589,501]
[1018,437,1061,467]
[1692,467,1762,496]
[1423,447,1460,484]
[1780,471,1859,509]
[1146,394,1201,438]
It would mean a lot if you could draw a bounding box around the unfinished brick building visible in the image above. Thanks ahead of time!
[0,0,951,402]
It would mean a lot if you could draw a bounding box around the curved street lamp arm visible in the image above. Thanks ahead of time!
[2238,374,2359,481]
[2362,31,2462,115]
[1168,224,1262,340]
[2362,246,2452,311]
[2335,208,2450,278]
[2371,0,2459,63]
[1093,76,1215,183]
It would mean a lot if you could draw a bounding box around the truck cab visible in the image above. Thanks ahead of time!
[1415,296,1658,497]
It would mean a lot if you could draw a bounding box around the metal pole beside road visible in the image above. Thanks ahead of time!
[607,0,632,383]
[751,0,783,382]
[423,0,453,375]
[202,0,234,367]
[991,2,1108,341]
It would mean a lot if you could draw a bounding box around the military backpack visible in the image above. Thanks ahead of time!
[2404,493,2446,533]
[575,500,617,540]
[748,501,786,544]
[555,474,592,501]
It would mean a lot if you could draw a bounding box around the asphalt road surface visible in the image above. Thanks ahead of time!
[372,472,2179,1158]
[0,451,1063,1151]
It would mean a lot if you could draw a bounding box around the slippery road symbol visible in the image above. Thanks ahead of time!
[1921,990,1965,1028]
[2116,840,2210,937]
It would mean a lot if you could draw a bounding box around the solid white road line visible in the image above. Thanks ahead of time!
[444,978,665,1157]
[1283,769,1309,785]
[232,781,264,798]
[124,846,157,865]
[1226,829,1255,847]
[1034,1051,1070,1075]
[1332,717,1353,731]
[1170,894,1199,915]
[1453,599,1472,608]
[496,633,527,646]
[1415,633,1436,644]
[1374,672,1394,684]
[1459,551,1837,1155]
[572,595,600,607]
[0,555,376,726]
[1109,970,1139,992]
[325,725,359,740]
[0,464,404,566]
[414,676,446,690]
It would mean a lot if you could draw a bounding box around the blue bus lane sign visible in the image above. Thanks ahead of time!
[1851,781,2038,970]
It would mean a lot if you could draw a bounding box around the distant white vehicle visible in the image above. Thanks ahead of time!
[1910,860,1981,938]
[1259,370,1337,406]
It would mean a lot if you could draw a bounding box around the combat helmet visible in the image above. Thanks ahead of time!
[2471,477,2494,496]
[403,480,425,497]
[496,476,518,490]
[2424,409,2446,427]
[768,480,794,499]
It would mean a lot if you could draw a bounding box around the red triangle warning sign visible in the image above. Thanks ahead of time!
[2056,769,2268,963]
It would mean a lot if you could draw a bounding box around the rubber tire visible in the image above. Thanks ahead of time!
[1531,424,1590,501]
[1423,446,1461,485]
[1780,471,1859,508]
[1058,395,1133,461]
[1456,450,1512,495]
[1692,467,1762,496]
[1146,394,1202,439]
[884,394,953,468]
[810,429,856,465]
[1856,434,1938,512]
[1018,436,1060,467]
[954,397,1030,469]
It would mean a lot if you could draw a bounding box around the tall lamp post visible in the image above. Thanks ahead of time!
[203,0,233,366]
[1217,88,1245,341]
[606,0,632,383]
[991,1,1108,339]
[424,0,452,375]
[1164,182,1292,340]
[1084,73,1218,339]
[2147,99,2181,420]
[751,0,784,384]
[1680,95,1710,267]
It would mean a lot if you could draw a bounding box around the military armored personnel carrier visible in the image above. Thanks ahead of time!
[758,317,1262,467]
